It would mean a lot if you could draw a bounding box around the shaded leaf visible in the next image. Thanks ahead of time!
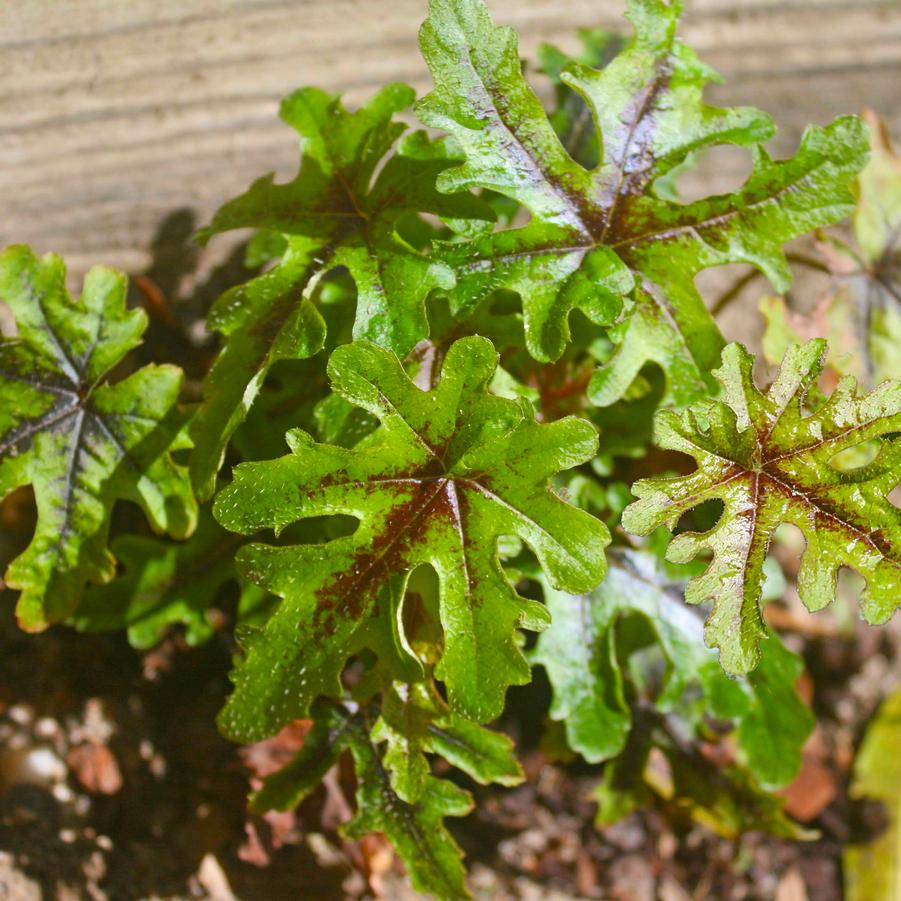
[0,245,196,630]
[534,549,811,786]
[253,701,473,900]
[343,718,473,901]
[623,339,901,674]
[655,742,809,839]
[374,679,523,802]
[593,714,806,838]
[72,510,240,649]
[250,701,351,814]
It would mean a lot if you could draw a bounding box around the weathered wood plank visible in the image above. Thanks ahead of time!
[2,0,899,278]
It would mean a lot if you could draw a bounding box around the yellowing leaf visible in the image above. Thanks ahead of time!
[845,687,901,901]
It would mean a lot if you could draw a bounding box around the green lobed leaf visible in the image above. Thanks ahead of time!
[0,245,197,630]
[252,700,473,900]
[250,699,353,814]
[538,27,622,169]
[416,0,867,406]
[533,549,811,786]
[72,510,241,649]
[373,679,523,802]
[190,85,491,500]
[623,339,901,674]
[213,335,608,741]
[343,718,473,900]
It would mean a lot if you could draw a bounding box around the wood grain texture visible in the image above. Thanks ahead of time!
[2,0,900,279]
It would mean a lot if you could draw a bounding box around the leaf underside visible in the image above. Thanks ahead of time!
[534,549,812,787]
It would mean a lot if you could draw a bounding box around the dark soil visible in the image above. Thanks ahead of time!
[0,585,894,900]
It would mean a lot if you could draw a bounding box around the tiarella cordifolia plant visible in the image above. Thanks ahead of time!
[2,0,900,897]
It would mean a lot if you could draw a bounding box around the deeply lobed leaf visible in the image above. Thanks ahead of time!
[533,549,812,787]
[213,335,608,741]
[416,0,867,406]
[623,339,901,673]
[72,510,243,649]
[190,85,490,499]
[373,679,523,802]
[0,246,196,629]
[252,700,475,899]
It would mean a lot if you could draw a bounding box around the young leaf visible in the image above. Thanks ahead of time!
[344,719,473,900]
[0,246,196,630]
[72,511,241,649]
[250,699,353,814]
[214,335,608,741]
[373,680,523,802]
[623,339,901,674]
[533,549,811,786]
[416,0,867,405]
[252,701,473,900]
[190,85,490,499]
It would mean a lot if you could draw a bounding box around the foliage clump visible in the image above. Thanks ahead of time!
[4,0,899,897]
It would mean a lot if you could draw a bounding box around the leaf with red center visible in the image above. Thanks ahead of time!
[416,0,868,407]
[213,335,608,741]
[623,339,901,673]
[0,246,196,630]
[190,84,490,500]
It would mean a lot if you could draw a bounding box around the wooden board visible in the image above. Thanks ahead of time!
[2,0,900,279]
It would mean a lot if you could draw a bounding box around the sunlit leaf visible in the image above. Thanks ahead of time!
[190,85,490,499]
[623,339,901,673]
[417,0,866,405]
[214,335,608,740]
